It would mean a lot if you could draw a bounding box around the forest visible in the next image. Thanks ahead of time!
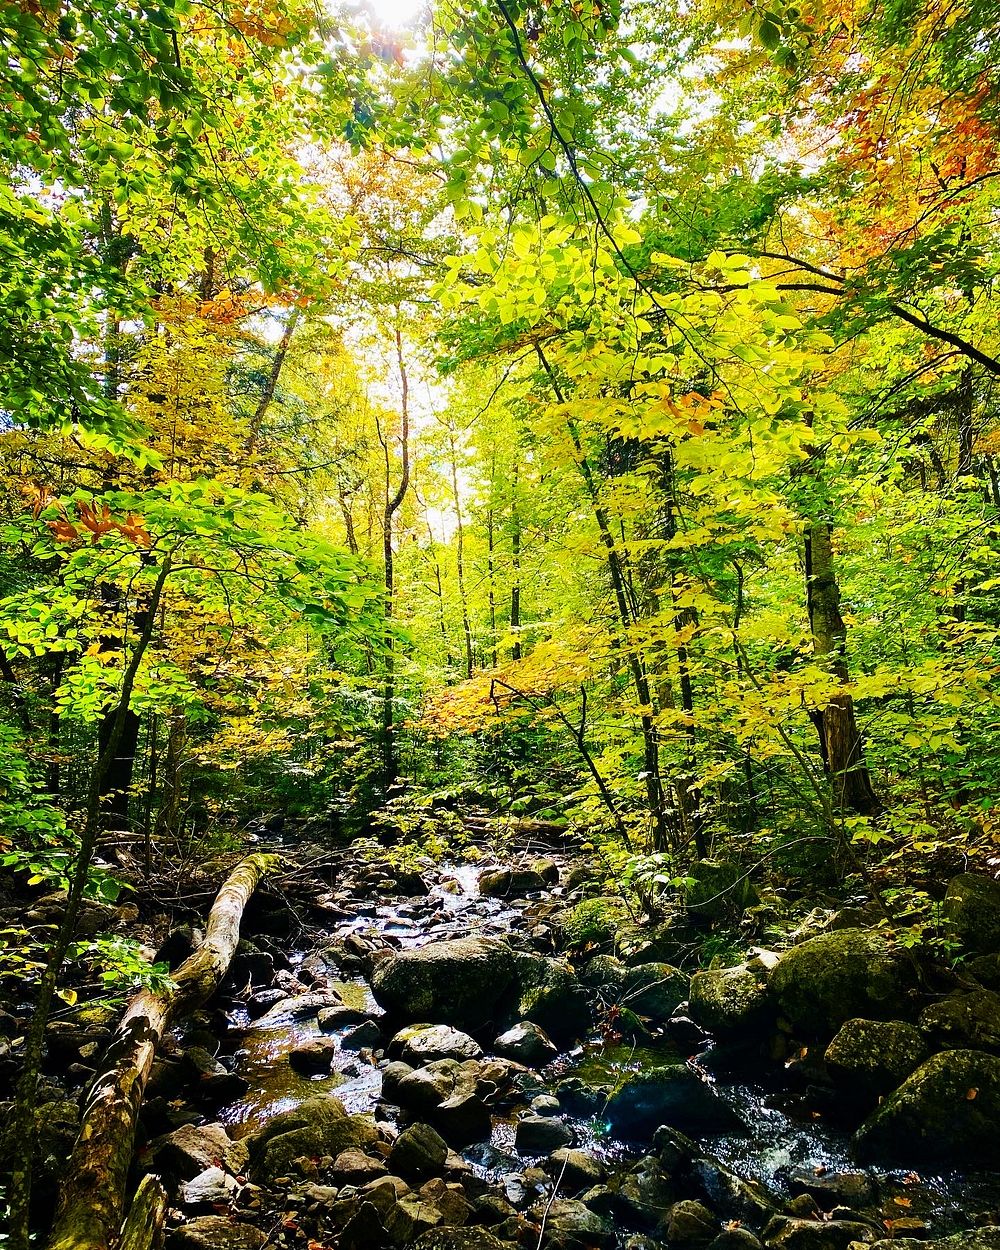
[1,0,1000,1246]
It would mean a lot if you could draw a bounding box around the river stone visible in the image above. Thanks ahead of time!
[383,1195,444,1243]
[855,1049,1000,1164]
[389,1122,449,1179]
[341,1019,382,1049]
[370,937,516,1030]
[150,1122,247,1181]
[510,952,591,1044]
[685,861,758,921]
[332,1148,387,1184]
[943,874,1000,955]
[495,1021,558,1065]
[768,930,917,1036]
[319,1004,376,1030]
[620,963,689,1022]
[665,1199,720,1248]
[611,1154,676,1228]
[412,1230,512,1250]
[515,1114,573,1152]
[166,1217,266,1250]
[180,1166,239,1208]
[289,1038,336,1074]
[533,1197,615,1250]
[253,992,340,1028]
[855,1232,1000,1250]
[390,1024,483,1064]
[787,1169,876,1210]
[606,1065,745,1139]
[532,858,561,884]
[919,989,1000,1052]
[545,1148,605,1193]
[710,1231,765,1250]
[764,1218,876,1250]
[479,868,548,897]
[824,1018,929,1098]
[247,1096,379,1185]
[689,966,773,1035]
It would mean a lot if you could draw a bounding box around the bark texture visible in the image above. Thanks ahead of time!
[46,854,273,1250]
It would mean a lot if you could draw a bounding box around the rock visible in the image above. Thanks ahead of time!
[606,1065,745,1139]
[857,1233,1000,1250]
[664,1199,720,1248]
[855,1049,1000,1164]
[943,874,1000,955]
[620,963,689,1022]
[393,1059,493,1144]
[252,992,339,1028]
[764,1217,876,1250]
[824,1018,929,1099]
[246,988,287,1019]
[339,1202,387,1250]
[479,868,548,897]
[389,1122,449,1180]
[390,1024,483,1064]
[341,1019,382,1049]
[332,1149,387,1184]
[685,861,758,921]
[247,1096,379,1185]
[223,951,275,993]
[689,966,773,1035]
[515,1114,573,1152]
[612,1155,675,1228]
[412,1230,512,1250]
[534,1197,615,1249]
[710,1231,765,1250]
[151,1123,246,1182]
[768,930,917,1036]
[532,859,561,885]
[545,1148,605,1193]
[495,1020,558,1065]
[289,1038,336,1074]
[419,1177,472,1224]
[166,1217,266,1250]
[787,1170,876,1210]
[319,1004,377,1030]
[920,989,1000,1052]
[511,952,591,1045]
[180,1167,239,1208]
[371,937,517,1030]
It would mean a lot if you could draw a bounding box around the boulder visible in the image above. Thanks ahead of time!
[768,930,917,1036]
[166,1217,266,1250]
[150,1123,247,1182]
[764,1218,875,1250]
[341,1019,382,1049]
[943,874,1000,955]
[179,1167,239,1209]
[689,966,773,1036]
[545,1148,605,1193]
[332,1149,387,1184]
[389,1024,483,1064]
[494,1021,558,1065]
[606,1065,744,1139]
[412,1230,512,1250]
[370,938,516,1030]
[919,989,1000,1052]
[515,1114,573,1152]
[856,1232,1000,1250]
[389,1122,448,1180]
[247,1096,379,1185]
[533,1197,615,1250]
[620,963,689,1023]
[289,1038,336,1074]
[786,1169,876,1211]
[479,868,547,897]
[252,992,340,1028]
[685,861,758,921]
[510,952,591,1044]
[664,1199,720,1248]
[855,1049,1000,1164]
[824,1018,929,1099]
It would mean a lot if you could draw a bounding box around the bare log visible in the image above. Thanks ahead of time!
[47,853,275,1250]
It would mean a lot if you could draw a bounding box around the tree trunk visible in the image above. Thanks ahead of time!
[805,523,879,814]
[447,429,474,680]
[381,321,411,788]
[46,855,273,1250]
[510,462,522,661]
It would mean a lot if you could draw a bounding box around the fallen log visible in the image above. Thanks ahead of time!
[47,853,275,1250]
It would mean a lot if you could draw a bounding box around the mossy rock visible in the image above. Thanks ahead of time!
[370,937,516,1030]
[247,1096,379,1185]
[561,896,631,948]
[824,1018,929,1099]
[689,966,773,1036]
[768,929,917,1037]
[919,989,1000,1052]
[855,1049,1000,1164]
[619,962,689,1023]
[943,874,1000,955]
[606,1065,745,1139]
[510,952,591,1045]
[685,861,758,922]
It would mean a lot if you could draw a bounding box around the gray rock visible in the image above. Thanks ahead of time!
[824,1018,929,1099]
[341,1019,382,1049]
[495,1021,558,1065]
[389,1122,449,1180]
[151,1123,246,1182]
[515,1114,573,1152]
[247,1096,379,1185]
[534,1197,615,1249]
[331,1149,387,1184]
[764,1217,876,1250]
[606,1065,745,1140]
[252,992,340,1028]
[390,1024,483,1064]
[511,952,591,1045]
[180,1166,239,1209]
[371,938,516,1030]
[665,1199,720,1248]
[856,1232,1000,1250]
[167,1217,266,1250]
[689,966,773,1035]
[545,1148,605,1193]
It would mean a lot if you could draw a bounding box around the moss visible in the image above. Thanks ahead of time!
[689,966,772,1035]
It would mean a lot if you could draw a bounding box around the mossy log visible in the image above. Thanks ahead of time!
[47,854,274,1250]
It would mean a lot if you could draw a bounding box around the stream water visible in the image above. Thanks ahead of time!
[212,857,1000,1238]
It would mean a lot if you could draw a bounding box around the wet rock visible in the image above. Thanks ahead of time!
[515,1114,573,1152]
[857,1232,1000,1250]
[341,1019,382,1049]
[855,1049,1000,1165]
[824,1018,928,1099]
[247,1095,379,1186]
[245,988,287,1019]
[787,1169,876,1210]
[289,1038,336,1074]
[180,1166,239,1208]
[338,1201,386,1250]
[479,868,548,897]
[664,1016,711,1050]
[534,1197,615,1249]
[166,1216,266,1250]
[393,1059,494,1143]
[545,1148,605,1194]
[606,1065,745,1139]
[390,1122,449,1180]
[150,1123,247,1182]
[664,1199,720,1248]
[390,1024,483,1064]
[768,930,918,1037]
[223,951,275,993]
[620,962,689,1023]
[371,937,517,1030]
[252,991,340,1028]
[943,874,1000,955]
[689,966,773,1036]
[920,989,1000,1052]
[511,952,591,1045]
[383,1195,444,1243]
[613,1155,675,1229]
[685,861,758,921]
[332,1148,387,1184]
[532,859,561,885]
[419,1177,473,1225]
[319,1004,376,1031]
[711,1232,765,1250]
[495,1021,558,1065]
[412,1229,513,1250]
[764,1217,876,1250]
